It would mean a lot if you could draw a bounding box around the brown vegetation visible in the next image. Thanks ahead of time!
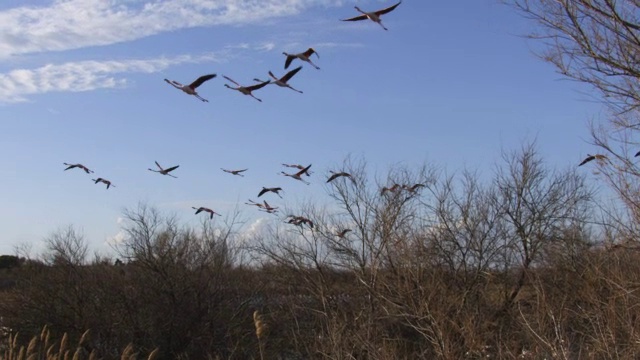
[2,144,639,359]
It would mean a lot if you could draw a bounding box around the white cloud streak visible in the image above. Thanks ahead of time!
[105,230,126,245]
[0,52,223,102]
[0,0,345,59]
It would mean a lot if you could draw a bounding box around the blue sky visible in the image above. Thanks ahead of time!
[0,0,604,256]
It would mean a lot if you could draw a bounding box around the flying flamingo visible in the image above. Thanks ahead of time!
[341,1,402,31]
[192,207,221,219]
[282,163,312,176]
[258,187,283,198]
[261,201,278,214]
[148,161,179,178]
[327,171,353,183]
[164,74,216,102]
[63,163,94,174]
[221,168,248,177]
[380,183,401,195]
[223,76,270,102]
[254,66,304,94]
[579,154,607,166]
[402,183,425,193]
[283,48,320,70]
[337,229,352,238]
[246,199,266,208]
[92,178,115,189]
[280,164,312,185]
[286,215,314,229]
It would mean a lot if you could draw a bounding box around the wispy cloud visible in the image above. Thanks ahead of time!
[106,230,126,246]
[244,217,269,238]
[314,42,365,48]
[0,0,345,59]
[255,42,277,52]
[0,52,224,102]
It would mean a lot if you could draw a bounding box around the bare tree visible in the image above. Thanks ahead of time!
[493,143,593,312]
[43,225,88,266]
[507,0,640,240]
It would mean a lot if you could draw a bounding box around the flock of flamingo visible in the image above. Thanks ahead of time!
[61,1,406,232]
[161,1,402,103]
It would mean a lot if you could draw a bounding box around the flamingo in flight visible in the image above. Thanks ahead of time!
[92,178,115,189]
[579,154,607,166]
[286,215,314,229]
[254,66,304,94]
[282,163,312,176]
[402,183,425,193]
[222,168,248,177]
[261,200,278,214]
[148,161,179,178]
[223,76,270,102]
[283,48,320,70]
[327,171,353,183]
[280,164,312,185]
[63,163,94,174]
[341,1,402,31]
[380,183,401,195]
[164,74,216,102]
[245,199,266,208]
[337,229,352,238]
[192,207,221,219]
[258,187,283,198]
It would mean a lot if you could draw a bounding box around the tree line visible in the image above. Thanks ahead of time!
[4,0,640,358]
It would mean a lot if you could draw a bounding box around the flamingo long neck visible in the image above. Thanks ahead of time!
[354,6,365,14]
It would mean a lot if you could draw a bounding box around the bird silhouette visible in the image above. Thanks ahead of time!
[192,207,221,219]
[63,163,94,174]
[164,74,216,102]
[148,161,179,178]
[282,48,320,70]
[92,178,114,189]
[579,154,607,166]
[341,1,402,31]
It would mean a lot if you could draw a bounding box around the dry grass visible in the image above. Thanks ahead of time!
[0,327,159,360]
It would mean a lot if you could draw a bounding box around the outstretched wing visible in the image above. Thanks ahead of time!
[154,161,163,170]
[376,1,402,16]
[223,75,241,86]
[341,14,369,21]
[281,66,302,83]
[284,55,294,69]
[189,74,217,89]
[164,165,179,173]
[258,188,268,197]
[327,174,339,183]
[578,156,595,166]
[247,80,271,91]
[296,164,312,176]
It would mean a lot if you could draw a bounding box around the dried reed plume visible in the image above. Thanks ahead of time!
[1,326,156,360]
[253,310,268,360]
